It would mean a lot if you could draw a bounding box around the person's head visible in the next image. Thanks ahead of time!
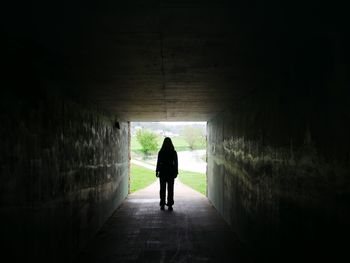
[160,137,175,152]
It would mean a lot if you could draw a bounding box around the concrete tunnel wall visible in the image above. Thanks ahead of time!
[0,92,129,262]
[206,34,350,262]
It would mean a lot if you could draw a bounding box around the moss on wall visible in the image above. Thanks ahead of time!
[207,41,350,261]
[0,94,129,262]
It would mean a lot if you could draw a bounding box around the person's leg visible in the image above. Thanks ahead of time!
[159,177,166,209]
[167,177,175,209]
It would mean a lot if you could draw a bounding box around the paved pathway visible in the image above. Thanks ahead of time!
[76,181,252,262]
[131,159,156,170]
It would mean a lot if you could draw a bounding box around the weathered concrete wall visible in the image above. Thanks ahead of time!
[0,93,129,262]
[207,35,350,262]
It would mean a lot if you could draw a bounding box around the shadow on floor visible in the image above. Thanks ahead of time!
[76,180,252,262]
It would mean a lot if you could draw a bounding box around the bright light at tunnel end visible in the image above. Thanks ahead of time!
[159,121,206,126]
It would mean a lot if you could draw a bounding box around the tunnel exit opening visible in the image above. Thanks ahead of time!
[129,122,207,197]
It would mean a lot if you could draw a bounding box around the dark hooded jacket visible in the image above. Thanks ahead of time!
[156,150,178,178]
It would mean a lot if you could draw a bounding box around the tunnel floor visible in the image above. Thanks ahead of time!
[76,180,252,263]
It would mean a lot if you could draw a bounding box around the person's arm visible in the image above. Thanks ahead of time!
[156,152,160,177]
[174,151,178,177]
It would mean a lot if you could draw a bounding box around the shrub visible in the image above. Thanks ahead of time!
[136,129,158,155]
[182,126,205,150]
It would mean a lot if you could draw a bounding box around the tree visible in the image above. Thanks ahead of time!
[136,129,158,155]
[182,126,204,150]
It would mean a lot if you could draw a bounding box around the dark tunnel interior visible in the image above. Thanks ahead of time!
[1,1,349,262]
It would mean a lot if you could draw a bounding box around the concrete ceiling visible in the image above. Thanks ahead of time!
[11,1,337,121]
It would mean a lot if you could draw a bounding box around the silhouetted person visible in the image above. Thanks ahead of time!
[156,137,178,211]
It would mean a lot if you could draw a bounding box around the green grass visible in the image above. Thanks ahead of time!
[130,164,157,193]
[178,170,206,196]
[131,135,205,153]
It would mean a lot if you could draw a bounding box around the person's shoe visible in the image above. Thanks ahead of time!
[160,205,165,210]
[168,206,173,211]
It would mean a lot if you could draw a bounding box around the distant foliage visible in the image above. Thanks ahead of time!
[136,129,158,155]
[182,126,205,150]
